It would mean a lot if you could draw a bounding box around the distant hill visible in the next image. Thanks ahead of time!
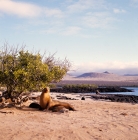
[76,72,117,78]
[103,71,110,74]
[61,71,138,82]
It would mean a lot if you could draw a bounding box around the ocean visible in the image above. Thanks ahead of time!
[105,87,138,96]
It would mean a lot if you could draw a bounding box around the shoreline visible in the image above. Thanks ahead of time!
[50,92,138,104]
[0,92,138,140]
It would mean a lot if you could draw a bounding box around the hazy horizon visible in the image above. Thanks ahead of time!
[68,70,138,76]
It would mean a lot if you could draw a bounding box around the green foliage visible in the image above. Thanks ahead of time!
[0,44,70,96]
[62,84,98,90]
[63,84,97,88]
[54,84,98,93]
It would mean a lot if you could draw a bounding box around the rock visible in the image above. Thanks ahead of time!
[96,90,100,94]
[51,86,133,93]
[91,94,138,103]
[81,97,85,100]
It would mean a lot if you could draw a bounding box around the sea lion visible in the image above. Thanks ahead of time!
[39,87,51,110]
[29,87,76,112]
[49,105,69,113]
[49,100,76,111]
[29,100,76,112]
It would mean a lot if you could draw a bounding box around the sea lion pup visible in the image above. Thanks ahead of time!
[49,105,65,112]
[49,100,76,111]
[39,87,51,110]
[49,105,69,113]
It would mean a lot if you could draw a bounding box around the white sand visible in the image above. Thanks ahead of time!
[0,93,138,140]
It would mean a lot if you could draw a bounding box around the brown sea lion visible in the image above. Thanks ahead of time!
[29,87,76,112]
[39,87,52,110]
[29,100,76,112]
[49,100,76,111]
[49,105,69,113]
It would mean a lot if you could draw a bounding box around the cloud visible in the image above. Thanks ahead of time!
[67,1,90,12]
[0,0,63,18]
[61,26,82,35]
[0,0,41,18]
[44,8,63,18]
[113,8,126,14]
[40,28,57,34]
[72,61,138,75]
[131,0,138,3]
[130,0,138,7]
[82,12,115,29]
[67,0,105,12]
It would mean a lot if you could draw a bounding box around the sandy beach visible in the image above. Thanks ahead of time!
[0,92,138,140]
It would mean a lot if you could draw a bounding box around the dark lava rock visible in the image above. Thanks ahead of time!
[81,97,85,100]
[51,87,133,93]
[91,94,138,103]
[97,87,133,93]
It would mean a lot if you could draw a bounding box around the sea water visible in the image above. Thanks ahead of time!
[105,87,138,96]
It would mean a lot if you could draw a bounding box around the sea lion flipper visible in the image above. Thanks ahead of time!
[29,102,41,109]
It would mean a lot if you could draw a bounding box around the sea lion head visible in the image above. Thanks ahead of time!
[42,87,50,93]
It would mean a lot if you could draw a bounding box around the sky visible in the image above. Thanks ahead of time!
[0,0,138,75]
